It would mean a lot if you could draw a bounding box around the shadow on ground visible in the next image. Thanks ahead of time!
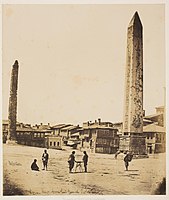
[3,174,24,196]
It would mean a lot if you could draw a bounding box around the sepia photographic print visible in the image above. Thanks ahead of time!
[1,0,168,199]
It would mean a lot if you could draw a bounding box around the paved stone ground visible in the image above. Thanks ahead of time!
[3,144,166,195]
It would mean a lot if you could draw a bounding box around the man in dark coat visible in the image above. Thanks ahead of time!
[82,151,88,172]
[31,159,39,171]
[124,151,133,171]
[68,151,76,173]
[42,149,49,170]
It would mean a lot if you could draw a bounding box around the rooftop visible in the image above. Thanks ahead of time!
[51,124,71,129]
[143,124,165,133]
[61,125,79,131]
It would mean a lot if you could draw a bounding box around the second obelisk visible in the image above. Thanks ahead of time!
[123,12,146,154]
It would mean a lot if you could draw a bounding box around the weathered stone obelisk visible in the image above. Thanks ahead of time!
[123,12,146,154]
[7,60,19,143]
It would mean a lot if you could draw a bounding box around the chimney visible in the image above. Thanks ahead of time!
[48,123,50,126]
[40,123,43,126]
[20,123,23,128]
[87,121,90,126]
[98,118,101,125]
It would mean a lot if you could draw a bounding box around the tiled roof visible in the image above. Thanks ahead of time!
[82,126,117,130]
[143,124,165,133]
[51,124,71,129]
[17,127,52,133]
[61,125,79,131]
[155,106,164,109]
[71,132,80,136]
[144,113,162,119]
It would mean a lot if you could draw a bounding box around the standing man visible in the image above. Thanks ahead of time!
[124,151,133,171]
[68,151,76,173]
[42,149,49,171]
[82,151,88,173]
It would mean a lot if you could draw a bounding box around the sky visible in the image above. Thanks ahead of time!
[2,4,165,126]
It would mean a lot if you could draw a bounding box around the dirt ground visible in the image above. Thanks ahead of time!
[3,144,166,195]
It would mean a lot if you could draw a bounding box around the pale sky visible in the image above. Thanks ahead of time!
[2,4,165,126]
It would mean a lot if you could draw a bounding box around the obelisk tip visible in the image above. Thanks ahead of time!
[128,11,142,28]
[13,60,19,67]
[14,60,19,66]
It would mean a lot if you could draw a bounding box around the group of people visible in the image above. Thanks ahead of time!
[31,149,89,173]
[68,151,88,173]
[31,149,49,171]
[31,149,132,172]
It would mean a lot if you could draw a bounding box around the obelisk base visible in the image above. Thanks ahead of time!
[129,134,147,155]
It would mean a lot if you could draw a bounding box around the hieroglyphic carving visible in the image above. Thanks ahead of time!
[123,27,132,132]
[131,37,143,130]
[123,12,143,134]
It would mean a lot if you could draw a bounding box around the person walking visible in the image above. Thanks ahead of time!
[42,149,49,170]
[114,149,120,159]
[31,159,39,171]
[82,151,88,172]
[68,151,76,173]
[124,151,133,171]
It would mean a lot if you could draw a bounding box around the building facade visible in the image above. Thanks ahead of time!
[81,119,119,154]
[143,124,166,154]
[47,136,62,149]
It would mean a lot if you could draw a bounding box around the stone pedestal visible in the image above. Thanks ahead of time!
[129,134,146,155]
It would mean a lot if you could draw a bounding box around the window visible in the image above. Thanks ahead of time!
[57,142,60,146]
[50,141,52,146]
[54,142,56,146]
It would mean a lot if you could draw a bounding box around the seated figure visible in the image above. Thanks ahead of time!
[31,159,39,171]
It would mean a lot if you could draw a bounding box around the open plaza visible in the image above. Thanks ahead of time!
[3,143,165,195]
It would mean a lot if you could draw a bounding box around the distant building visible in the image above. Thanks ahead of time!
[3,120,21,143]
[2,120,62,149]
[16,128,51,148]
[15,122,52,147]
[143,123,166,154]
[144,106,165,127]
[113,122,123,134]
[2,120,9,143]
[32,123,51,130]
[47,135,62,150]
[59,125,80,144]
[51,124,71,136]
[81,119,119,154]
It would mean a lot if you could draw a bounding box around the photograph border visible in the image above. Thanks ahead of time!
[0,0,168,199]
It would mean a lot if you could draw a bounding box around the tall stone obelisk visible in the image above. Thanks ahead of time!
[123,12,146,154]
[7,60,19,142]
